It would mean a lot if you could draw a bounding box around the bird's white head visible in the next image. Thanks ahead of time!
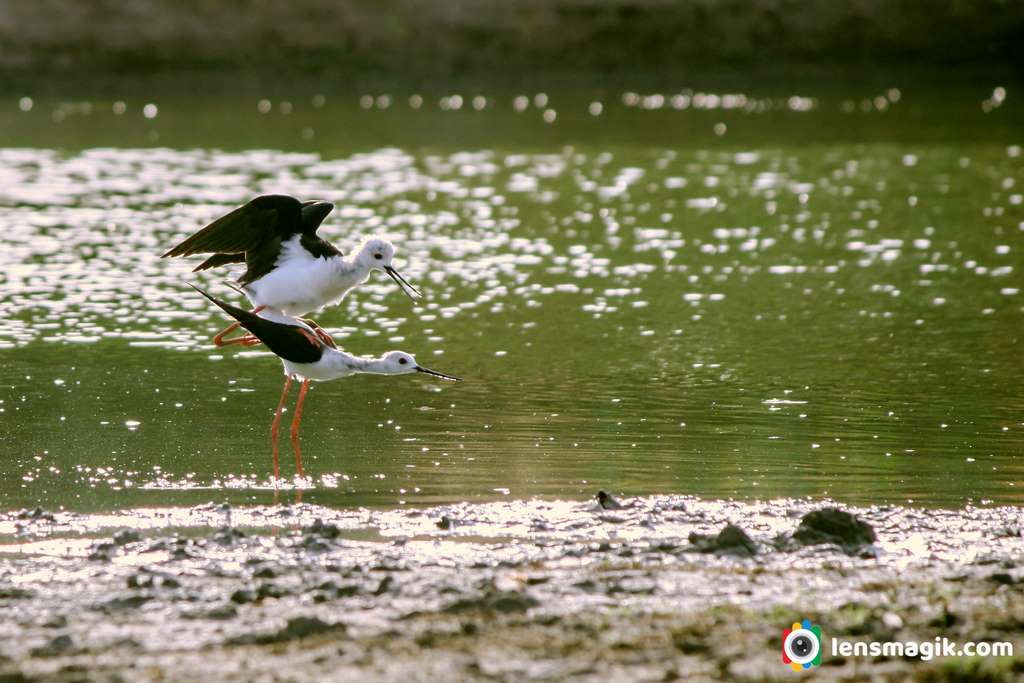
[356,237,397,270]
[379,351,460,381]
[355,238,421,300]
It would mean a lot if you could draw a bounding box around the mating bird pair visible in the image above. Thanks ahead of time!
[163,194,460,480]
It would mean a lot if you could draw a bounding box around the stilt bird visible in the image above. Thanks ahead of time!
[164,195,420,346]
[191,285,459,479]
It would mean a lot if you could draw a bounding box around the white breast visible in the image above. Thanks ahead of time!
[243,236,366,316]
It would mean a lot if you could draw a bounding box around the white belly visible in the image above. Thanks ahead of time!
[243,237,367,316]
[282,355,355,382]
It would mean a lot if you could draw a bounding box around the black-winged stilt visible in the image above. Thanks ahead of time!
[164,195,421,347]
[191,285,459,480]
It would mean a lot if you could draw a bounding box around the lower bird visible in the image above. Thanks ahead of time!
[192,286,459,480]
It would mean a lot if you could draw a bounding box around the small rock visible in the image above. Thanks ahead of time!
[688,524,758,557]
[0,586,33,599]
[87,542,118,562]
[793,508,876,549]
[257,583,288,600]
[596,490,626,510]
[100,594,152,612]
[212,527,246,546]
[305,519,341,539]
[881,612,903,629]
[31,634,74,657]
[204,604,239,620]
[436,515,456,530]
[112,529,141,545]
[252,566,277,579]
[231,616,346,645]
[374,576,394,596]
[989,572,1016,585]
[444,590,538,614]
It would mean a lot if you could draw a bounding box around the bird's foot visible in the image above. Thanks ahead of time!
[299,318,337,348]
[313,328,337,349]
[297,329,321,348]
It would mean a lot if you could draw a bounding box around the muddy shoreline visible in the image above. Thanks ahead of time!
[2,496,1023,681]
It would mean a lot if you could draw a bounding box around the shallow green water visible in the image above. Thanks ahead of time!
[0,86,1021,511]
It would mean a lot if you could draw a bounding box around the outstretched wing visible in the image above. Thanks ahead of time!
[299,200,335,238]
[162,195,305,259]
[192,253,246,272]
[190,285,324,365]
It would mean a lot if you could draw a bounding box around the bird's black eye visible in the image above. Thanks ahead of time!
[374,253,383,260]
[398,357,408,365]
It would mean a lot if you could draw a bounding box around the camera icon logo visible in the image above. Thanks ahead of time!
[782,619,822,671]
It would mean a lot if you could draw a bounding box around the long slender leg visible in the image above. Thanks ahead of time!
[290,379,310,478]
[213,305,266,347]
[270,375,293,481]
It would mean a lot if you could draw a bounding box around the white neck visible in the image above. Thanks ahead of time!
[323,349,392,377]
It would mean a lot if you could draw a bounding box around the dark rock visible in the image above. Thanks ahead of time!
[688,524,758,557]
[317,581,361,598]
[596,490,626,510]
[257,583,288,600]
[302,537,332,552]
[230,588,257,604]
[0,586,33,600]
[30,634,74,657]
[229,616,346,645]
[112,529,141,545]
[436,515,456,530]
[212,527,246,546]
[793,509,876,549]
[100,594,152,612]
[374,576,394,596]
[87,542,118,562]
[928,607,958,628]
[989,572,1016,585]
[304,519,341,539]
[443,590,538,614]
[672,635,709,654]
[204,604,238,620]
[41,615,67,629]
[252,566,277,579]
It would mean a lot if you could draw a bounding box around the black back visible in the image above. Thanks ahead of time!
[191,285,324,364]
[163,195,339,286]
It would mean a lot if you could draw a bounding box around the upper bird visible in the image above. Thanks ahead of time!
[163,194,420,346]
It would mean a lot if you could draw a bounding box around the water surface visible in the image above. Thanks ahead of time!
[1,87,1021,510]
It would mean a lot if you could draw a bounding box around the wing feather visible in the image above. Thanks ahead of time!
[162,195,304,258]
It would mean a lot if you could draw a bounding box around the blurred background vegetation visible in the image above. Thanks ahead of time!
[1,0,1021,92]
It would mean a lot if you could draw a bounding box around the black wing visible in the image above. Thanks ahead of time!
[191,285,324,365]
[164,195,337,286]
[193,253,246,272]
[163,195,305,259]
[299,200,335,237]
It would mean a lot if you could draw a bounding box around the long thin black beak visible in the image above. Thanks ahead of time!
[416,366,461,382]
[384,266,421,301]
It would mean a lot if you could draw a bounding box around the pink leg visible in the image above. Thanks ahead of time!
[299,318,338,349]
[213,305,265,346]
[290,379,310,477]
[270,375,293,481]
